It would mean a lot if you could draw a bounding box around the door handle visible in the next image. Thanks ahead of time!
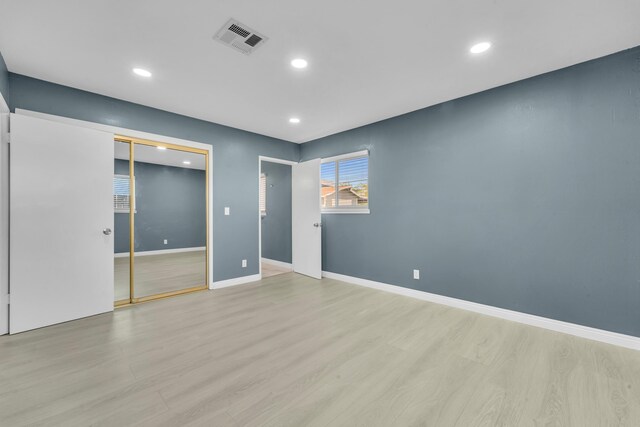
[103,228,112,235]
[313,223,322,228]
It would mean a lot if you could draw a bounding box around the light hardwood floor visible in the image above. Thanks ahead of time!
[114,251,206,301]
[1,273,640,426]
[261,261,292,278]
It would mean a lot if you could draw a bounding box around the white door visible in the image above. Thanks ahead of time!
[292,158,322,279]
[10,114,114,333]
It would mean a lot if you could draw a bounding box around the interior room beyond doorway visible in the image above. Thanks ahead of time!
[260,159,293,278]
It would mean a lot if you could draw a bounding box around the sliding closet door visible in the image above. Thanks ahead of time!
[131,143,207,301]
[10,114,114,333]
[113,140,132,305]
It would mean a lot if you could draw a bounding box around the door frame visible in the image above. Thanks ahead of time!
[0,93,10,335]
[258,156,296,279]
[14,109,215,294]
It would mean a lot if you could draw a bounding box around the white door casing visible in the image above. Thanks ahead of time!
[0,95,8,335]
[9,114,114,333]
[292,158,322,279]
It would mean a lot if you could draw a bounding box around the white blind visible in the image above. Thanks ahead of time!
[114,174,131,212]
[321,154,368,210]
[259,173,266,215]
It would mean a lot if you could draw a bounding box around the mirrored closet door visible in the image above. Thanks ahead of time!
[113,137,209,306]
[113,140,133,306]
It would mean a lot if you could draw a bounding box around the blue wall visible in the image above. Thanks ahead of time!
[300,46,640,337]
[9,74,299,281]
[261,161,292,263]
[114,159,206,253]
[0,51,8,105]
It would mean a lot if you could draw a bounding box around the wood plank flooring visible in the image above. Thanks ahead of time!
[114,251,206,301]
[1,273,640,426]
[261,262,292,278]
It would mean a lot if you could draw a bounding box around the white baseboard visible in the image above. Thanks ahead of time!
[322,271,640,351]
[114,246,205,258]
[261,258,293,270]
[211,274,261,290]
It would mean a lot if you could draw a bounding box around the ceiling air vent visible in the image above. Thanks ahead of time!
[214,18,268,55]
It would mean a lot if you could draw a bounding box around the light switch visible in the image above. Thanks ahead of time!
[224,207,230,216]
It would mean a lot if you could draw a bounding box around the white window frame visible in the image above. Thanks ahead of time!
[113,174,134,214]
[321,150,369,214]
[259,172,267,217]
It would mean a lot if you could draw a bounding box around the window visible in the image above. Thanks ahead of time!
[259,173,267,216]
[321,151,369,213]
[114,174,132,213]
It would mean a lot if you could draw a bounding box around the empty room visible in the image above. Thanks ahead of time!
[1,1,640,425]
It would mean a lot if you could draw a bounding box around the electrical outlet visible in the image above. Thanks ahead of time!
[413,269,420,280]
[242,259,247,268]
[224,207,230,216]
[163,239,168,245]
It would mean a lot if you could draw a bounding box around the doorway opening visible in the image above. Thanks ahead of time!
[114,136,210,306]
[259,157,295,278]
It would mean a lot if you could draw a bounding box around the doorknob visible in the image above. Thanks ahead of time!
[103,228,112,235]
[313,222,322,228]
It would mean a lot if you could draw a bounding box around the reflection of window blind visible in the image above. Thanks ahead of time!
[114,174,131,212]
[259,173,266,216]
[321,154,368,211]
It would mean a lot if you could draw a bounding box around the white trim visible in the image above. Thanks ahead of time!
[0,93,8,335]
[15,109,212,151]
[212,274,261,289]
[321,150,369,164]
[259,156,297,166]
[114,246,205,258]
[13,109,215,289]
[0,91,7,113]
[261,258,293,270]
[258,156,295,279]
[322,271,640,351]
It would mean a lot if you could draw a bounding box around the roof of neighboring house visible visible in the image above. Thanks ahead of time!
[321,185,367,201]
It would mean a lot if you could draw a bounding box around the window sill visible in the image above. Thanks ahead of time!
[322,209,370,215]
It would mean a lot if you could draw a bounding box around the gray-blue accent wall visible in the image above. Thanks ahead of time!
[114,159,206,254]
[8,74,299,282]
[261,161,292,264]
[300,46,640,337]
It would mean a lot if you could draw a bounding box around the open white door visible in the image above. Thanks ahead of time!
[10,114,114,333]
[292,158,322,279]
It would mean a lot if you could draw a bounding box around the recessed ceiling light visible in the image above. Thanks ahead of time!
[290,58,308,69]
[470,42,491,54]
[289,117,301,124]
[133,67,152,77]
[183,160,191,165]
[157,146,167,150]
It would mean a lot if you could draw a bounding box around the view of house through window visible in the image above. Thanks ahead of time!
[321,153,368,212]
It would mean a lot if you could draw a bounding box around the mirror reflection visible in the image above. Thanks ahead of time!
[132,144,207,299]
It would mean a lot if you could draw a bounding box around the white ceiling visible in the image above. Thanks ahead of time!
[115,141,206,170]
[1,1,640,144]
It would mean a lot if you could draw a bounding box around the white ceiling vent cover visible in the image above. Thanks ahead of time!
[214,18,268,55]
